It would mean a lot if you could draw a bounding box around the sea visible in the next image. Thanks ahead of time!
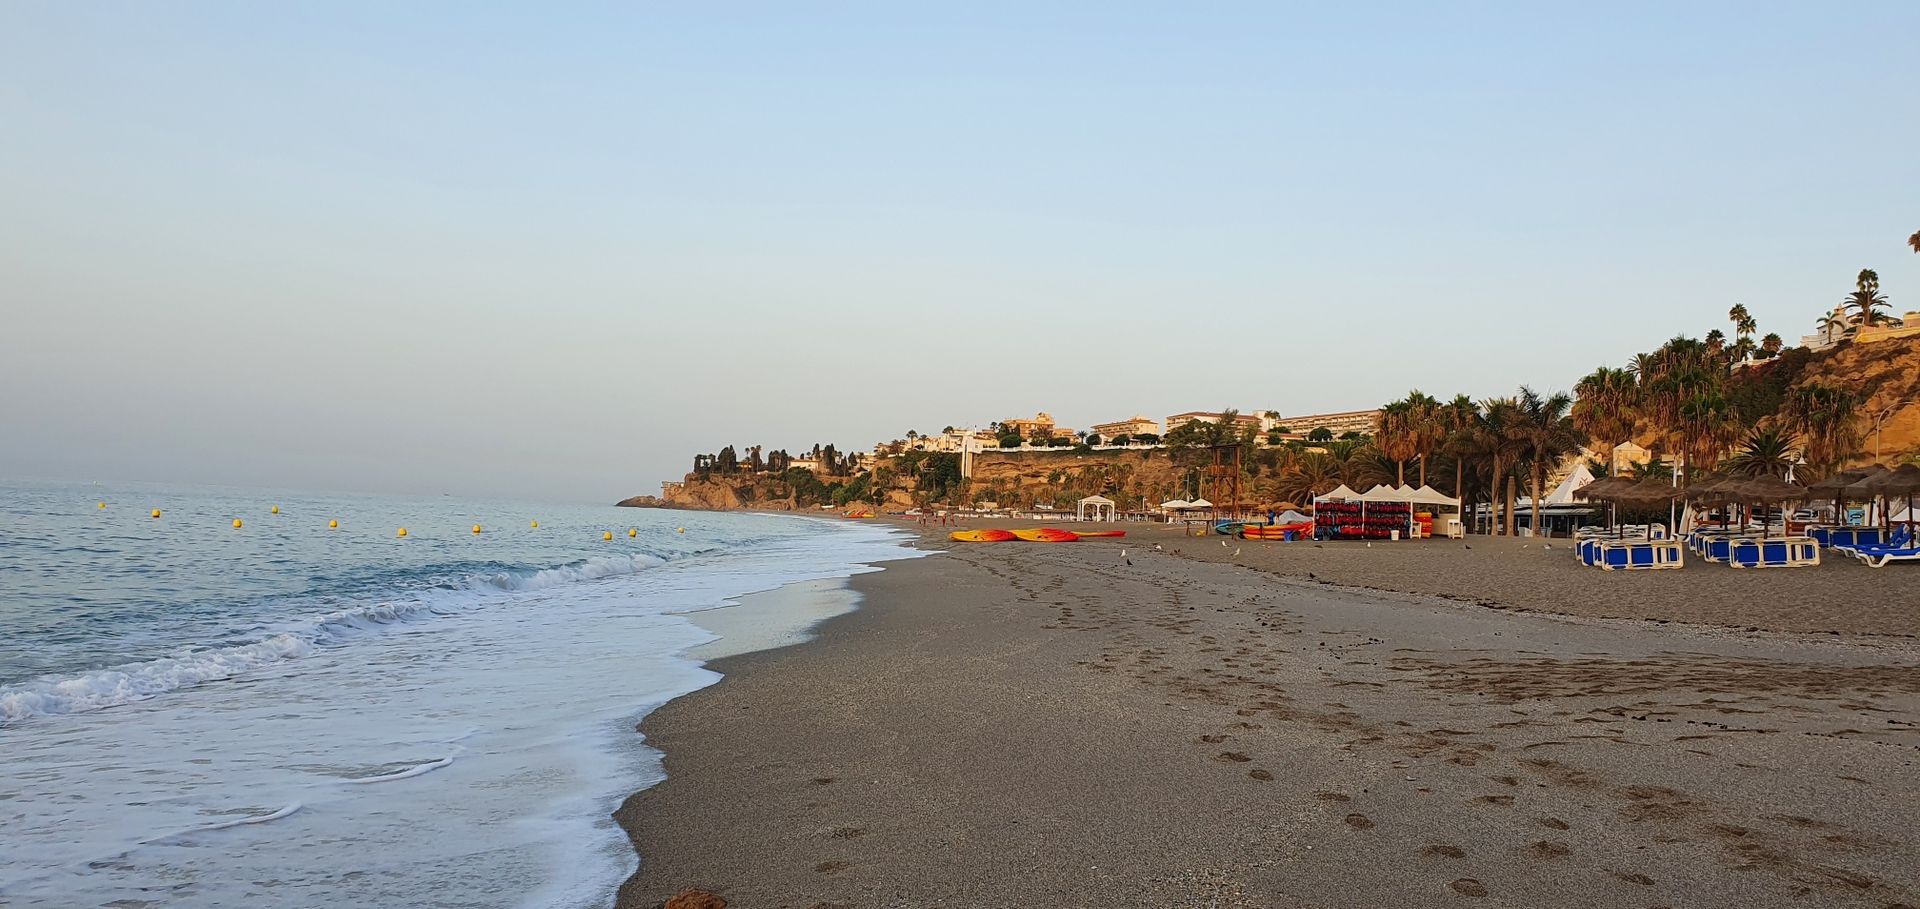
[0,479,921,909]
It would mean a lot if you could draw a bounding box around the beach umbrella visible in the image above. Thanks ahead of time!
[1614,477,1683,539]
[1862,464,1920,534]
[1842,466,1897,530]
[1724,476,1808,537]
[1573,476,1632,500]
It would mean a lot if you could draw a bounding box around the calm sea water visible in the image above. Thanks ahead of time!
[0,480,919,908]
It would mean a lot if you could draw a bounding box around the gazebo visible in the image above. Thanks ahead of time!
[1076,495,1117,522]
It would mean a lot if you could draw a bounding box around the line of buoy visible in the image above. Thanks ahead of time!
[628,528,637,537]
[152,509,161,518]
[530,520,539,529]
[271,505,280,514]
[602,531,613,541]
[98,502,106,509]
[329,520,339,529]
[397,528,408,538]
[233,519,243,529]
[472,524,483,534]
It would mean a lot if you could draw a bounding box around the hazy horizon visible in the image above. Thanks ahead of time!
[4,3,1917,503]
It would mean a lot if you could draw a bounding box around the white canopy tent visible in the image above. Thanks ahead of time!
[1313,485,1360,503]
[1158,499,1192,510]
[1076,495,1116,522]
[1406,485,1462,508]
[1358,485,1410,502]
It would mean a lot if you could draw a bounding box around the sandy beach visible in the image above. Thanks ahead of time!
[616,526,1920,908]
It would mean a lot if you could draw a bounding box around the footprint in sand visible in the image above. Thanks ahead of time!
[1449,879,1488,897]
[830,827,865,839]
[1249,769,1274,781]
[814,860,850,874]
[1526,840,1571,859]
[1344,813,1374,830]
[1473,794,1514,806]
[1199,734,1229,744]
[1538,817,1570,830]
[1611,870,1654,886]
[1215,751,1252,763]
[1314,791,1351,802]
[810,777,836,786]
[1422,844,1465,858]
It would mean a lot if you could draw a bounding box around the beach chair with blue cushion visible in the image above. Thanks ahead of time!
[1838,526,1911,558]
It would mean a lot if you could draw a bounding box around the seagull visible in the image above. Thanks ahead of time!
[1464,543,1472,550]
[1233,548,1241,558]
[1222,540,1229,548]
[1152,543,1162,552]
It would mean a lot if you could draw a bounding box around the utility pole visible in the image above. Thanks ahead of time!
[1871,401,1913,463]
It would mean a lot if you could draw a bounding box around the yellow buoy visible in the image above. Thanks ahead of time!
[98,502,107,509]
[151,509,162,518]
[328,519,339,529]
[397,527,408,538]
[628,528,637,537]
[472,524,483,534]
[602,531,613,541]
[271,505,280,514]
[677,527,685,534]
[530,520,539,529]
[233,519,244,529]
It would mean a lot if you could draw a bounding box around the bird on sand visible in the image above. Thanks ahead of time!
[1152,543,1162,552]
[1233,548,1241,558]
[1221,540,1229,548]
[1122,549,1132,566]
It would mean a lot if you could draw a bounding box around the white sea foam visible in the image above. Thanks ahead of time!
[0,553,673,724]
[347,754,456,784]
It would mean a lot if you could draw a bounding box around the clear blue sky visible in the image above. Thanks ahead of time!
[3,3,1916,502]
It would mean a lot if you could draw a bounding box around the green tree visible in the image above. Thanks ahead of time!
[1307,427,1334,443]
[1758,332,1783,358]
[1724,425,1798,478]
[1572,367,1639,475]
[1843,268,1891,327]
[1516,387,1586,536]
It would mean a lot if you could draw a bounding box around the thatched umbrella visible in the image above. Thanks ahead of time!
[1682,474,1740,529]
[1724,476,1809,537]
[1615,476,1684,538]
[1817,465,1889,525]
[1842,466,1899,530]
[1862,464,1920,535]
[1574,476,1637,535]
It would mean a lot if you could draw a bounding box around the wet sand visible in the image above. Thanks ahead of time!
[616,532,1920,908]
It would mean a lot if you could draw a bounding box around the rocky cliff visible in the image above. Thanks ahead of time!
[1791,334,1920,462]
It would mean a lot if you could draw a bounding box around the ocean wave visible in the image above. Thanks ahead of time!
[0,553,674,725]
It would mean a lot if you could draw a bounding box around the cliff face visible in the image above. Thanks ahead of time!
[616,476,800,511]
[1791,334,1920,461]
[964,448,1198,509]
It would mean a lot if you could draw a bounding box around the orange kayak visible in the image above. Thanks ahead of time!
[950,529,1017,543]
[1074,530,1127,538]
[1011,528,1080,542]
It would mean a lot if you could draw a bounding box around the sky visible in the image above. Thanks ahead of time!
[2,2,1917,503]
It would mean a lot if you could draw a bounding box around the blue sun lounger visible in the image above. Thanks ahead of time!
[1725,537,1820,568]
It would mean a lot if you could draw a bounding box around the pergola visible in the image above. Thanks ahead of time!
[1076,495,1116,522]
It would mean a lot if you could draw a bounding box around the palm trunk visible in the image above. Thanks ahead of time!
[1531,458,1546,539]
[1454,459,1466,532]
[1503,474,1517,536]
[1489,459,1504,535]
[1396,461,1405,486]
[1418,455,1427,488]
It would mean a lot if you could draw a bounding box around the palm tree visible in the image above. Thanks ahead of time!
[1728,303,1757,338]
[1816,309,1847,345]
[1516,387,1586,537]
[1724,425,1798,478]
[1273,452,1343,504]
[1704,329,1727,359]
[1785,383,1864,473]
[1758,332,1784,358]
[1373,401,1419,486]
[1844,268,1891,328]
[1439,394,1482,508]
[1909,230,1920,254]
[1572,367,1639,475]
[1476,397,1526,535]
[1727,334,1757,365]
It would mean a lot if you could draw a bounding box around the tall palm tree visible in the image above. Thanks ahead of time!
[1728,303,1757,338]
[1373,400,1419,487]
[1785,383,1864,473]
[1704,329,1727,359]
[1516,386,1586,536]
[1758,332,1784,358]
[1844,268,1891,328]
[1403,391,1445,487]
[1572,367,1639,475]
[1476,397,1526,535]
[1816,309,1847,345]
[1440,394,1481,507]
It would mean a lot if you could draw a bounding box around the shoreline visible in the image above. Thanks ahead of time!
[612,529,1920,907]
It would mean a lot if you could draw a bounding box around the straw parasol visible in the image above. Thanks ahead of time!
[1574,476,1634,500]
[1808,465,1887,525]
[1862,464,1920,532]
[1682,473,1738,503]
[1616,476,1682,505]
[1724,476,1809,537]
